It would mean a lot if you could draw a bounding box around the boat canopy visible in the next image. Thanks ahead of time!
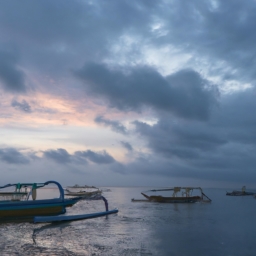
[0,181,65,201]
[140,187,211,202]
[67,184,98,189]
[144,187,203,194]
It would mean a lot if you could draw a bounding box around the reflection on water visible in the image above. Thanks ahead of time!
[0,187,256,255]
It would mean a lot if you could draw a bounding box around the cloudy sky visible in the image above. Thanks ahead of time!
[0,0,256,188]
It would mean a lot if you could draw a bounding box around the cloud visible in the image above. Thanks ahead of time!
[120,141,133,151]
[0,0,158,80]
[133,117,227,160]
[75,150,116,164]
[94,115,128,134]
[0,49,26,92]
[127,87,256,183]
[11,99,32,113]
[0,0,255,87]
[1,0,256,186]
[43,148,116,165]
[0,148,30,164]
[75,63,218,120]
[146,0,256,84]
[119,146,256,185]
[43,148,71,164]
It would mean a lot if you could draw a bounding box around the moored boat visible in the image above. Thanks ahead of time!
[132,187,211,203]
[226,186,255,196]
[65,184,102,198]
[0,181,81,222]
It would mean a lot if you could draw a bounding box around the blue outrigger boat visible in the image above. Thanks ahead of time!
[0,180,118,223]
[0,181,81,222]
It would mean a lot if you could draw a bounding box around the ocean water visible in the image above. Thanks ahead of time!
[0,187,256,255]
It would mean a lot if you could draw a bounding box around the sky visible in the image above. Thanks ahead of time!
[0,0,256,188]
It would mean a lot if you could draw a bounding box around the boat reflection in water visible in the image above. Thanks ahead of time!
[132,187,211,203]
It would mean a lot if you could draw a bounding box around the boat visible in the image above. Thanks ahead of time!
[0,181,118,224]
[226,186,255,196]
[65,184,102,198]
[132,187,211,203]
[0,181,81,222]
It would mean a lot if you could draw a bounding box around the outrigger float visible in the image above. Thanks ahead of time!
[0,181,118,223]
[132,187,211,203]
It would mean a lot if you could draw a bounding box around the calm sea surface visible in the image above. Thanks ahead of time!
[0,187,256,255]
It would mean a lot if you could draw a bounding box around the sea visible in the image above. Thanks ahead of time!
[0,187,256,256]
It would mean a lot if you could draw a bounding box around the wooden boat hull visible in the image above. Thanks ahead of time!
[226,191,255,196]
[141,193,202,203]
[65,191,101,197]
[0,206,65,218]
[0,197,81,221]
[64,197,82,207]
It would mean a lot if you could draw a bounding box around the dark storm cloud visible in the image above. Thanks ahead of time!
[155,0,256,82]
[120,141,133,152]
[11,99,32,113]
[94,115,128,134]
[0,148,30,164]
[0,0,158,77]
[43,148,116,165]
[206,89,256,157]
[0,0,155,44]
[75,150,116,164]
[128,87,256,181]
[43,148,71,164]
[0,0,255,85]
[75,63,217,120]
[120,145,256,184]
[1,0,256,184]
[0,50,26,92]
[133,118,227,160]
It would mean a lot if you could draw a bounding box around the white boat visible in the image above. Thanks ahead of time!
[65,185,102,198]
